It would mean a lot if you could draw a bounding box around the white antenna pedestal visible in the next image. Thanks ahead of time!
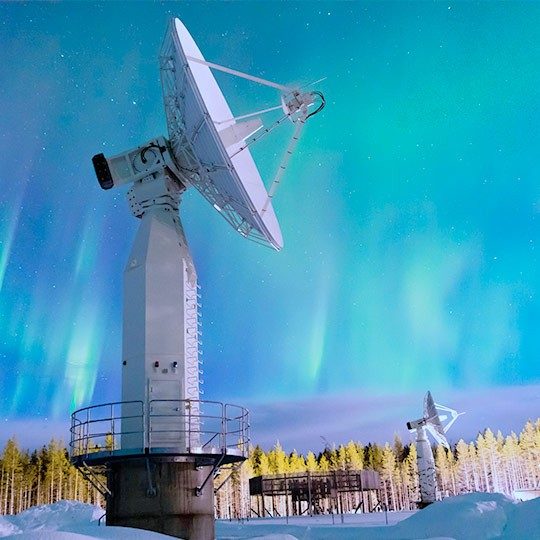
[122,172,200,449]
[407,391,463,508]
[415,425,437,506]
[69,166,249,540]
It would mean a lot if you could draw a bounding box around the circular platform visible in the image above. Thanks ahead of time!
[70,399,249,467]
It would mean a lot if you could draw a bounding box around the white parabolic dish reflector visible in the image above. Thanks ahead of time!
[161,18,283,250]
[423,391,447,445]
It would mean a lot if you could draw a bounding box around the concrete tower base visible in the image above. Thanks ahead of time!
[106,458,215,540]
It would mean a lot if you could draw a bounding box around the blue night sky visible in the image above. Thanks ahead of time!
[1,2,539,451]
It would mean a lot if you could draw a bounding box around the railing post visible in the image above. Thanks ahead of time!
[245,408,249,456]
[111,403,115,453]
[187,400,192,451]
[147,401,149,450]
[145,401,149,451]
[70,414,73,456]
[221,402,226,452]
[85,408,90,456]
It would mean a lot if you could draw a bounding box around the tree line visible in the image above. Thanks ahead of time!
[0,439,102,515]
[217,418,540,516]
[1,418,539,517]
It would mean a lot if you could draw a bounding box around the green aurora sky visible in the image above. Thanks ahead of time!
[0,1,539,448]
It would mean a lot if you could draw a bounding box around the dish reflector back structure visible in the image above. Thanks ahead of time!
[423,390,447,447]
[160,18,283,250]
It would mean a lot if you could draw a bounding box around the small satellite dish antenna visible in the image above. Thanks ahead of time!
[79,18,325,538]
[406,391,464,507]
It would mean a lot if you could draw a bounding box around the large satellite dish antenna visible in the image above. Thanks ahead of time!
[94,18,324,250]
[406,391,464,507]
[74,17,325,540]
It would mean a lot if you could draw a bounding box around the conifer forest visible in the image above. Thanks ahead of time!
[1,418,539,518]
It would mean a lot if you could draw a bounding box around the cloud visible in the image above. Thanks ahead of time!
[245,384,540,452]
[2,384,538,454]
[0,418,68,451]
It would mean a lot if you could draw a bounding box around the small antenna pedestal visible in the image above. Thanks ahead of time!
[414,425,437,508]
[407,391,463,508]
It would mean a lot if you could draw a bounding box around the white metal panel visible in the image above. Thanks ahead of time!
[121,174,200,450]
[160,18,283,250]
[423,391,448,447]
[219,119,262,149]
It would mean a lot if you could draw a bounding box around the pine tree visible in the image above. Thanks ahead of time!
[434,445,454,497]
[336,445,348,470]
[249,446,270,476]
[501,433,522,493]
[318,454,330,472]
[393,435,405,462]
[365,443,383,472]
[325,446,341,471]
[380,443,397,509]
[305,452,318,472]
[469,440,482,491]
[2,439,22,515]
[455,439,471,492]
[446,446,457,495]
[345,441,363,470]
[288,451,306,473]
[267,442,288,474]
[519,420,540,489]
[403,443,419,508]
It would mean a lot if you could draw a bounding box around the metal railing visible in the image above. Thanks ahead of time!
[70,399,249,462]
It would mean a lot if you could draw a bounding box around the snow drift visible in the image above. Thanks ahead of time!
[0,493,538,539]
[0,500,171,539]
[218,492,539,539]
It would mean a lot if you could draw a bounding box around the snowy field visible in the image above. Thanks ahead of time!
[0,492,539,539]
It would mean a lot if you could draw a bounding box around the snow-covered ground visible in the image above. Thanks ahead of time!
[0,501,171,540]
[0,492,539,539]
